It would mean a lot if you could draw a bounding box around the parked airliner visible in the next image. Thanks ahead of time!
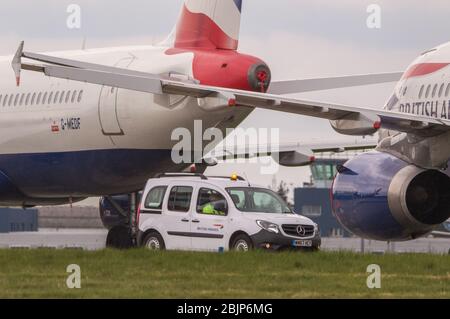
[2,0,450,246]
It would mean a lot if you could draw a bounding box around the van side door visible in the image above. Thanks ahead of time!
[190,186,229,251]
[162,183,195,250]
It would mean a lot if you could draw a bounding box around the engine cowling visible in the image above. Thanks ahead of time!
[331,151,450,241]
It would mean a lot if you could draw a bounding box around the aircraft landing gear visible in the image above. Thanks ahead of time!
[102,192,139,249]
[106,225,134,249]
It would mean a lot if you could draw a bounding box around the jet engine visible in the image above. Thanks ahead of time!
[331,151,450,241]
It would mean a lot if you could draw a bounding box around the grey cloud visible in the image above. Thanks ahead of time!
[0,0,448,52]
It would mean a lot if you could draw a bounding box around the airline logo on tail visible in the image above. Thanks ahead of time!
[175,0,242,50]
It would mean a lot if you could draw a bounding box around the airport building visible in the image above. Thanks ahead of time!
[0,208,38,233]
[294,157,353,237]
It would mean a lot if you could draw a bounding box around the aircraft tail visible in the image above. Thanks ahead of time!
[174,0,242,50]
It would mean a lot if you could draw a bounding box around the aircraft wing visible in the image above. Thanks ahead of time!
[162,80,450,136]
[16,44,450,137]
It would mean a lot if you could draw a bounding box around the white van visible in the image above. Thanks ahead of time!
[137,173,321,252]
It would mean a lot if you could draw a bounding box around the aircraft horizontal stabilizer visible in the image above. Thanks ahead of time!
[269,72,404,95]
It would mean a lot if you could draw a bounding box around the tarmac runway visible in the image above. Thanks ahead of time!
[0,229,108,251]
[0,229,449,254]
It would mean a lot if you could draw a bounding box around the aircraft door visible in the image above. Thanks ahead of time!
[98,57,133,135]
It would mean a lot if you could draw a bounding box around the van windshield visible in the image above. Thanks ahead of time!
[226,187,293,214]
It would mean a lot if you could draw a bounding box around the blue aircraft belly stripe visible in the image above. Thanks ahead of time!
[0,149,183,197]
[233,0,242,12]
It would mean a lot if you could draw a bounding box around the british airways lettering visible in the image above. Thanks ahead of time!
[399,100,450,119]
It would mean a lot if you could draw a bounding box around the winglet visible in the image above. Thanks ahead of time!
[12,41,24,86]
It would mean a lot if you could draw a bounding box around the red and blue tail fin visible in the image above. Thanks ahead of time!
[174,0,242,50]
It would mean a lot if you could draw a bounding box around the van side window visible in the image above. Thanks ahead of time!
[167,186,193,212]
[196,188,227,216]
[144,186,167,212]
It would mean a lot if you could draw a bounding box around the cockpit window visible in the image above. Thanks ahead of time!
[385,94,398,110]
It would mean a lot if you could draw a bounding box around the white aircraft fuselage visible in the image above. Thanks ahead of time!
[0,45,252,205]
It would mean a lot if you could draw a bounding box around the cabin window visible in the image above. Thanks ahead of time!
[65,91,71,103]
[0,95,2,106]
[439,83,445,98]
[37,92,42,105]
[60,91,65,104]
[77,90,83,103]
[71,91,77,103]
[42,92,48,104]
[48,92,53,104]
[19,93,25,106]
[418,85,424,99]
[54,91,60,104]
[425,85,431,98]
[3,95,8,107]
[432,84,438,98]
[403,86,407,96]
[14,94,19,106]
[446,84,450,97]
[31,93,36,105]
[25,93,31,105]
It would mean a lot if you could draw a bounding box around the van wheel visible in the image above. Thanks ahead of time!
[143,231,165,251]
[232,234,253,252]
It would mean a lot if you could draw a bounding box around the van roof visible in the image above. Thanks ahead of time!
[148,173,260,189]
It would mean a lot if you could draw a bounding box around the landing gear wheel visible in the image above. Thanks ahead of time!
[106,226,134,249]
[143,231,165,251]
[232,234,253,252]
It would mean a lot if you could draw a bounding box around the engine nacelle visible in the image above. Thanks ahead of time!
[331,151,450,241]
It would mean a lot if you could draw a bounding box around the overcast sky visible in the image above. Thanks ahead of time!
[1,0,449,203]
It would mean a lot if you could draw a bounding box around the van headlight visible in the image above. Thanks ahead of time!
[314,223,320,234]
[256,220,280,234]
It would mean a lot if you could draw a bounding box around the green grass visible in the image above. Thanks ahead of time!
[0,249,448,298]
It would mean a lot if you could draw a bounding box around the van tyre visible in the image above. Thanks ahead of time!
[143,231,165,251]
[232,234,253,251]
[106,226,134,249]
